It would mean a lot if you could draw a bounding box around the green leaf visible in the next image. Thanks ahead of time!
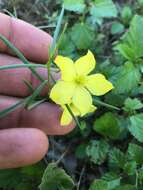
[63,0,85,13]
[116,15,143,61]
[123,161,137,175]
[90,0,117,24]
[75,144,87,159]
[124,98,143,112]
[113,62,141,94]
[0,169,22,189]
[128,143,143,164]
[89,179,108,190]
[93,112,120,140]
[111,22,124,35]
[121,6,133,24]
[102,172,121,190]
[59,33,75,56]
[70,22,95,50]
[129,114,143,142]
[113,185,136,190]
[109,148,126,169]
[86,140,109,165]
[39,163,74,190]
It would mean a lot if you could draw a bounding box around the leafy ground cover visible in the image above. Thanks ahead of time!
[1,0,143,189]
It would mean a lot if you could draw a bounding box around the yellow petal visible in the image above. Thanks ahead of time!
[50,81,76,105]
[72,87,92,116]
[75,50,96,76]
[89,105,97,113]
[85,74,114,96]
[60,104,80,126]
[61,108,73,126]
[55,56,76,81]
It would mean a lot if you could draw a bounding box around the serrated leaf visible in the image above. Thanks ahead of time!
[113,62,141,94]
[109,148,126,169]
[90,0,117,24]
[86,140,109,165]
[102,172,121,190]
[129,114,143,142]
[124,98,143,112]
[123,161,137,175]
[113,185,136,190]
[116,15,143,61]
[128,143,143,164]
[70,23,95,50]
[93,112,120,140]
[39,163,74,190]
[63,0,85,13]
[89,179,108,190]
[59,33,75,56]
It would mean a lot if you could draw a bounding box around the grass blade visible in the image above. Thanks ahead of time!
[0,34,44,82]
[27,98,47,110]
[0,63,46,70]
[51,5,65,52]
[25,80,48,107]
[0,99,24,118]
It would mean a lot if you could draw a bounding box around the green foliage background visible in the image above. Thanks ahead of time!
[1,0,143,189]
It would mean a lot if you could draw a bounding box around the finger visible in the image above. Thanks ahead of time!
[0,95,75,135]
[0,13,52,63]
[0,128,48,169]
[0,54,48,97]
[0,54,59,97]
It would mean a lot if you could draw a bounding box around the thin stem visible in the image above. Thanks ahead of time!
[93,98,121,111]
[77,167,85,190]
[46,6,65,87]
[0,63,46,70]
[66,105,81,128]
[0,34,44,82]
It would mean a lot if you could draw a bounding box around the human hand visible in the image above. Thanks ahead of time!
[0,13,75,169]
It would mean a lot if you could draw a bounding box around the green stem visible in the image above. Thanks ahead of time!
[93,98,120,111]
[0,63,46,70]
[0,34,44,82]
[66,105,81,128]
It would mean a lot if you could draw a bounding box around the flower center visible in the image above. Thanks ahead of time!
[75,75,86,86]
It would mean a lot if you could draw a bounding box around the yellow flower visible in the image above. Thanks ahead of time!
[50,50,114,118]
[61,103,97,126]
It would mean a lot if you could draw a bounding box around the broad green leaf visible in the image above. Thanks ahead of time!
[70,22,95,50]
[89,179,108,190]
[124,98,143,112]
[39,163,74,190]
[86,140,109,165]
[137,0,143,7]
[111,22,124,35]
[113,185,136,190]
[90,0,117,24]
[59,33,75,56]
[0,169,22,189]
[113,62,141,94]
[102,172,121,190]
[109,148,126,169]
[129,114,143,142]
[123,161,137,175]
[93,112,120,140]
[121,6,133,24]
[75,144,87,159]
[116,15,143,61]
[63,0,85,13]
[128,143,143,164]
